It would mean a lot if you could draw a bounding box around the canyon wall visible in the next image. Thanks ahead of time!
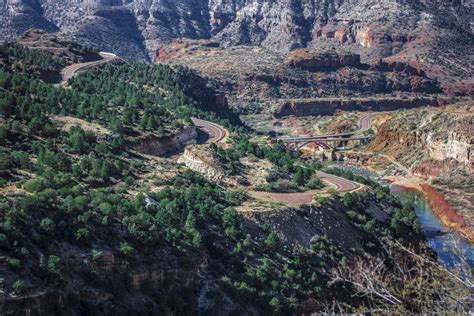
[1,0,471,94]
[0,254,206,315]
[369,107,473,170]
[273,97,442,118]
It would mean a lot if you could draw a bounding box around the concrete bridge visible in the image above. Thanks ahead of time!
[275,113,379,150]
[280,135,372,150]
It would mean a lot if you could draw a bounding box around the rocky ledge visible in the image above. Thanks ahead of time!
[273,97,443,118]
[284,49,361,71]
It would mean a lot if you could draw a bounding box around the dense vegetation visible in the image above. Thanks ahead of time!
[0,63,241,146]
[69,63,243,134]
[0,43,65,73]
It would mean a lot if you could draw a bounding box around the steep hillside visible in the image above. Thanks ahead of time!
[0,0,472,93]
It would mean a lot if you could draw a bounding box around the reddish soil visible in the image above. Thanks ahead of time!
[394,182,473,244]
[420,184,466,229]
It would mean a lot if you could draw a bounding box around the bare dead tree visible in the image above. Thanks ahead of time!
[330,240,472,313]
[330,256,402,308]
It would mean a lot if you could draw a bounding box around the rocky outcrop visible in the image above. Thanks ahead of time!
[426,131,472,167]
[369,106,473,170]
[157,41,442,114]
[412,159,460,179]
[135,125,198,156]
[285,49,361,71]
[0,256,208,315]
[16,29,102,63]
[1,1,469,94]
[335,68,440,94]
[177,145,225,182]
[0,1,471,66]
[374,60,426,77]
[273,97,442,118]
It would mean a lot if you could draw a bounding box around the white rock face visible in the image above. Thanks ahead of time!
[427,131,472,166]
[177,146,225,182]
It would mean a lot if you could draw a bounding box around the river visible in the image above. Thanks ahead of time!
[328,163,474,271]
[391,187,474,271]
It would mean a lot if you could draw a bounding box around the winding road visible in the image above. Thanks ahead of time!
[56,52,117,86]
[191,118,360,195]
[316,171,360,192]
[266,113,385,196]
[190,117,360,195]
[191,117,227,144]
[55,56,359,196]
[358,113,381,133]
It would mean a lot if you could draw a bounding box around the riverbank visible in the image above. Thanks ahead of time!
[391,188,473,271]
[386,177,473,244]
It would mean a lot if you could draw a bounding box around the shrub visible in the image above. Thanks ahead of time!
[305,174,324,190]
[222,207,237,228]
[264,232,278,249]
[40,217,54,231]
[269,297,280,308]
[20,247,29,257]
[0,153,13,171]
[254,179,299,193]
[91,250,103,262]
[346,210,357,220]
[75,228,90,241]
[12,280,26,295]
[7,257,21,270]
[119,242,134,256]
[47,255,61,274]
[11,151,30,169]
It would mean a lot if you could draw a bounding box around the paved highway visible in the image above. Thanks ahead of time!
[357,112,382,133]
[191,118,227,144]
[57,52,117,86]
[277,112,382,143]
[316,171,360,192]
[274,113,382,193]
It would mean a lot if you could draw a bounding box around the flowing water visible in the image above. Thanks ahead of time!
[390,187,473,271]
[328,163,473,271]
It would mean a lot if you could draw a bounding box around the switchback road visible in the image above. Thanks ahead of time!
[278,112,383,143]
[191,118,359,194]
[248,171,360,206]
[357,112,383,133]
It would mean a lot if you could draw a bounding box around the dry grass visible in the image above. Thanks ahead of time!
[51,115,111,138]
